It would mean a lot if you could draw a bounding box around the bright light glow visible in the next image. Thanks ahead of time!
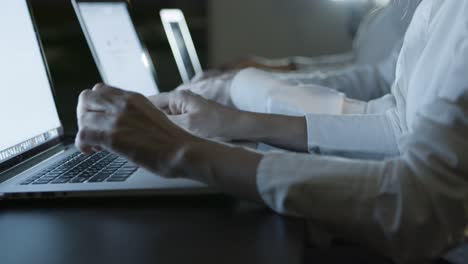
[141,53,149,68]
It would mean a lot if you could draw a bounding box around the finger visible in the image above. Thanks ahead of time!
[152,92,182,115]
[77,89,113,118]
[76,112,112,154]
[79,84,136,117]
[77,110,113,131]
[169,91,192,115]
[161,106,172,115]
[92,146,103,152]
[91,83,131,110]
[75,128,108,154]
[92,83,126,97]
[168,92,181,115]
[149,93,170,110]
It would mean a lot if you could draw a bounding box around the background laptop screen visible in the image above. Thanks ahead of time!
[0,0,62,164]
[76,2,158,96]
[170,22,196,81]
[161,9,202,84]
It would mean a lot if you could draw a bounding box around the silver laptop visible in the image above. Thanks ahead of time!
[72,0,159,96]
[161,9,203,84]
[0,0,207,200]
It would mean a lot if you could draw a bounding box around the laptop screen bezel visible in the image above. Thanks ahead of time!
[72,0,160,94]
[0,0,65,176]
[160,9,202,84]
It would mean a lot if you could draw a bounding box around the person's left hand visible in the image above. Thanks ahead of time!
[76,83,197,177]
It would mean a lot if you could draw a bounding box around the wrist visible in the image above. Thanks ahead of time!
[166,134,211,182]
[234,112,308,152]
[216,107,252,140]
[168,135,264,202]
[227,110,253,140]
[232,111,278,142]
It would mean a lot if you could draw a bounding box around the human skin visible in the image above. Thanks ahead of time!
[76,84,307,202]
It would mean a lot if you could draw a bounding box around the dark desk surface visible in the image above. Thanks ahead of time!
[0,195,305,264]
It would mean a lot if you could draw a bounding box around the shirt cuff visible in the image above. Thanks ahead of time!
[305,113,400,159]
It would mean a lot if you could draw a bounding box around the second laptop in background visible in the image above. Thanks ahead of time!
[161,9,203,84]
[72,0,159,96]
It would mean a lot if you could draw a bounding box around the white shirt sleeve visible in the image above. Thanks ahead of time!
[277,45,400,102]
[251,52,355,72]
[306,112,400,159]
[256,94,468,263]
[291,53,355,71]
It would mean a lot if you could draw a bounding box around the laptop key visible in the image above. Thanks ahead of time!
[88,169,118,182]
[89,176,109,182]
[107,178,128,182]
[112,170,131,176]
[57,176,74,181]
[79,171,95,178]
[33,179,53,185]
[51,178,70,184]
[88,177,106,183]
[98,172,112,177]
[70,177,87,183]
[40,177,59,182]
[61,172,77,178]
[59,175,76,180]
[20,180,34,185]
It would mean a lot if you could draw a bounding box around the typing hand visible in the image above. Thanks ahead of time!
[75,83,197,178]
[149,90,244,141]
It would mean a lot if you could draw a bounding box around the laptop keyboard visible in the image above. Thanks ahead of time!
[20,151,138,185]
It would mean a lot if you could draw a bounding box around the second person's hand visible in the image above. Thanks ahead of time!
[149,90,245,141]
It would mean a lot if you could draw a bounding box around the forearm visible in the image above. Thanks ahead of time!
[171,137,265,203]
[227,111,308,152]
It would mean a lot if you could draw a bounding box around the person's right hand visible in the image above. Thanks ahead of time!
[149,90,244,141]
[75,84,202,179]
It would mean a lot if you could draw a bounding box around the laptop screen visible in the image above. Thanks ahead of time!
[161,9,202,84]
[170,22,196,82]
[75,2,159,96]
[0,0,62,165]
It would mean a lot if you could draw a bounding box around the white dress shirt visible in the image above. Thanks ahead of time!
[255,1,468,263]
